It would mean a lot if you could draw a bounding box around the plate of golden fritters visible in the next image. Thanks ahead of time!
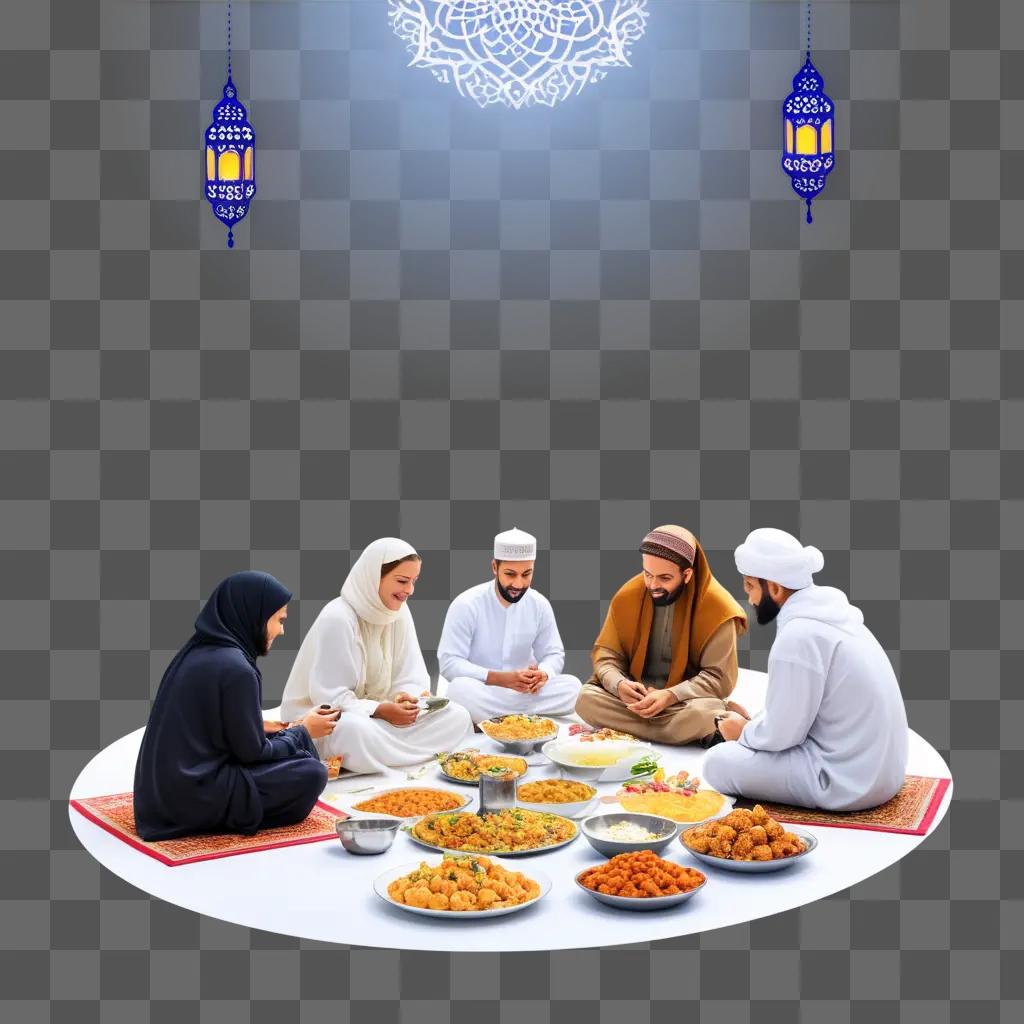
[374,855,552,918]
[681,805,817,873]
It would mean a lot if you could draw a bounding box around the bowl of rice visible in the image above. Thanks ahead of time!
[580,812,680,858]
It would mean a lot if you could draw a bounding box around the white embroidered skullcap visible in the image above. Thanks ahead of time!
[494,527,537,561]
[734,528,824,590]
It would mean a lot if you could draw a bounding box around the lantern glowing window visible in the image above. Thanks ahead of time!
[204,77,256,248]
[781,56,835,223]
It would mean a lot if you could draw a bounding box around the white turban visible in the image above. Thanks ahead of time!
[494,527,536,561]
[734,528,824,591]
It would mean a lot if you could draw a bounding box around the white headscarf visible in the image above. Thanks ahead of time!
[734,528,824,591]
[340,537,420,701]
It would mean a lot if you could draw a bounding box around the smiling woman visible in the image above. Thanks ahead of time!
[279,538,474,774]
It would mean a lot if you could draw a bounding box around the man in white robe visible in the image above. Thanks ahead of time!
[702,528,909,812]
[438,528,582,723]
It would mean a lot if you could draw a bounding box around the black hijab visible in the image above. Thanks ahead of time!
[193,570,293,664]
[133,571,302,841]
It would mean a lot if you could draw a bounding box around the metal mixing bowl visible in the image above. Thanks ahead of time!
[335,817,401,855]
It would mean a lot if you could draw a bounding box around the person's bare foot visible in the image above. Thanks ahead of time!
[726,700,751,720]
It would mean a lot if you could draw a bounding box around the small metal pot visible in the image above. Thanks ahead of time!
[477,768,517,816]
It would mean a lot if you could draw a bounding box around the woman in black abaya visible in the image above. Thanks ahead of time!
[133,571,337,840]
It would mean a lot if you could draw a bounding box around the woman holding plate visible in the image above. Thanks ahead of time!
[281,538,473,774]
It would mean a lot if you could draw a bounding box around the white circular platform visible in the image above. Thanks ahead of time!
[70,670,952,952]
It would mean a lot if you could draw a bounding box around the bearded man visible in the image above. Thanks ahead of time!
[575,525,749,745]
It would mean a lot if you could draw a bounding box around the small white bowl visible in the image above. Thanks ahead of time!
[515,779,599,819]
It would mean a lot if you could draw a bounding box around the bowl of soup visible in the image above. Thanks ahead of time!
[541,740,658,781]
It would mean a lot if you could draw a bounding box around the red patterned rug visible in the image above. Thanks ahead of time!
[70,792,350,866]
[734,775,951,835]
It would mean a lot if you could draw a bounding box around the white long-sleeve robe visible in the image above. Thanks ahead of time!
[437,582,582,723]
[280,596,472,774]
[702,586,909,812]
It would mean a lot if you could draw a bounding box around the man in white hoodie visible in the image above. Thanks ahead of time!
[702,528,909,812]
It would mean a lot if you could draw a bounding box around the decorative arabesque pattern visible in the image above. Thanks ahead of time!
[388,0,649,109]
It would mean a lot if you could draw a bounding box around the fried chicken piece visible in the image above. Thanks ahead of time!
[708,837,733,859]
[770,839,801,858]
[751,844,774,861]
[751,804,769,826]
[685,831,711,854]
[721,809,755,831]
[764,819,784,841]
[711,824,737,843]
[781,832,806,851]
[732,833,756,861]
[747,825,768,847]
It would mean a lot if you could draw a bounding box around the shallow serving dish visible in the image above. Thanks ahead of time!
[573,868,706,912]
[479,715,559,755]
[580,812,680,858]
[541,739,658,781]
[341,786,473,820]
[374,858,552,919]
[402,810,579,857]
[335,817,402,855]
[680,825,819,873]
[436,752,530,787]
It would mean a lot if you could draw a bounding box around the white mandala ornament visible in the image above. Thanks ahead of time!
[388,0,649,109]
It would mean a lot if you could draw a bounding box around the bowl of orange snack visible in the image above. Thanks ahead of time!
[681,805,817,872]
[516,778,599,818]
[575,850,706,911]
[349,787,472,820]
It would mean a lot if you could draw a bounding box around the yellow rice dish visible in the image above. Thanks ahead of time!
[480,714,557,741]
[410,808,577,853]
[387,855,540,912]
[517,779,596,804]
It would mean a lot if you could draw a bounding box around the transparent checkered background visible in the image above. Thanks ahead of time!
[1,0,1020,1019]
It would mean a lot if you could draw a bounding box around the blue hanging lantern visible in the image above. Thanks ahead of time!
[204,2,254,248]
[781,3,834,223]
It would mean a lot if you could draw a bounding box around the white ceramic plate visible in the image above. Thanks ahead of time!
[680,825,819,873]
[374,858,552,919]
[542,739,658,782]
[336,786,473,820]
[516,795,601,820]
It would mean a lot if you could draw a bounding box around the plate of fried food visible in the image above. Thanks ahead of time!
[375,854,552,918]
[575,850,707,911]
[515,778,600,818]
[681,805,817,872]
[479,714,559,754]
[404,807,578,856]
[341,787,473,820]
[436,749,529,786]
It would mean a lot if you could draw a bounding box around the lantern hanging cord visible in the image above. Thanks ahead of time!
[806,1,812,57]
[227,0,233,79]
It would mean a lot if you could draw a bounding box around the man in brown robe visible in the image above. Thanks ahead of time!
[575,525,750,745]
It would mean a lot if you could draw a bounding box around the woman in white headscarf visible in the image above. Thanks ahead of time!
[280,538,473,774]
